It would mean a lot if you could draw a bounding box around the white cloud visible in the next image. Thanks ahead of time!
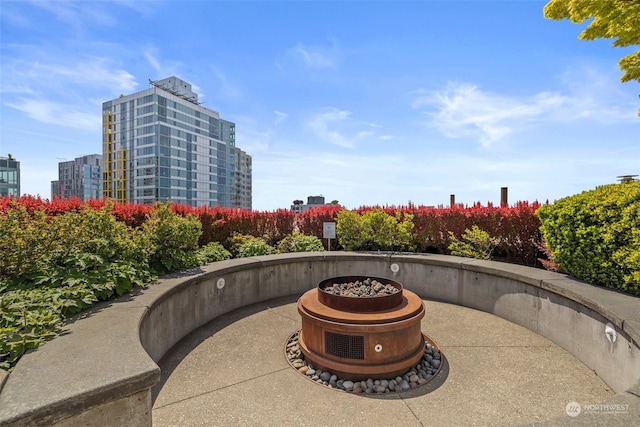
[412,72,638,148]
[293,43,337,69]
[145,51,162,73]
[1,54,137,130]
[26,0,154,31]
[1,56,137,94]
[306,108,375,148]
[6,99,101,131]
[412,82,568,147]
[144,49,193,89]
[204,66,243,102]
[274,111,288,125]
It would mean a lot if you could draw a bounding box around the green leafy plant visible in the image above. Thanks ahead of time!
[537,181,640,296]
[336,208,414,251]
[277,232,324,253]
[195,242,231,264]
[448,225,498,260]
[143,202,202,274]
[232,234,278,258]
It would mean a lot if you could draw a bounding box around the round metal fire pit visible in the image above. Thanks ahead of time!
[297,276,426,381]
[317,276,404,312]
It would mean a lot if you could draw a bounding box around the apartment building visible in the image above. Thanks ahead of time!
[0,155,20,197]
[51,154,102,200]
[102,76,251,209]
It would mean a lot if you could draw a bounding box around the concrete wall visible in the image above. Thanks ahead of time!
[0,253,638,426]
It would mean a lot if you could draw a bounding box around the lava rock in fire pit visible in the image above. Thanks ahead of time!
[321,278,400,298]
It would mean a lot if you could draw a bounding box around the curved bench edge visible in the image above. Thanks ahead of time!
[0,252,638,426]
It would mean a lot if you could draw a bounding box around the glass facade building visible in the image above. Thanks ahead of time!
[51,154,102,200]
[0,156,20,197]
[102,76,251,209]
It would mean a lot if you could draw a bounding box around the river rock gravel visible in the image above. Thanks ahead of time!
[285,331,442,394]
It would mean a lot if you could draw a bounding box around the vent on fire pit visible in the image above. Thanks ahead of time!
[325,332,365,360]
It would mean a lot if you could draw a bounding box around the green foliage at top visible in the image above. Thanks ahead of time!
[448,225,499,260]
[537,181,640,296]
[277,232,325,253]
[336,209,415,251]
[544,0,640,115]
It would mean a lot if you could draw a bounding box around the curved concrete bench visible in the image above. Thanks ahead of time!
[0,252,638,426]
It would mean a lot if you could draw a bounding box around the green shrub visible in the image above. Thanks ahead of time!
[336,209,414,251]
[143,202,202,274]
[235,236,277,257]
[0,201,157,371]
[537,181,640,296]
[0,288,64,370]
[196,242,231,264]
[277,232,324,253]
[448,225,498,260]
[227,233,256,257]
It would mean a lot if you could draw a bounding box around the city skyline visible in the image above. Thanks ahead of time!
[1,1,639,210]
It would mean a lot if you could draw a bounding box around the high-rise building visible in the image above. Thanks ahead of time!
[0,155,20,197]
[102,76,251,209]
[51,154,102,200]
[235,148,252,210]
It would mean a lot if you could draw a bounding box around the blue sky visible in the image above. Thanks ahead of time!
[1,0,638,211]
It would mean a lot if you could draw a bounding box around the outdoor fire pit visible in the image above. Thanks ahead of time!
[296,276,427,381]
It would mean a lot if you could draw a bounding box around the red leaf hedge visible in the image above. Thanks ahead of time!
[0,196,545,266]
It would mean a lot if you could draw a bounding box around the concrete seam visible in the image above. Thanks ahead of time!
[152,366,292,411]
[399,395,425,426]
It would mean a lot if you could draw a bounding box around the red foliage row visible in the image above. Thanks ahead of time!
[0,196,545,266]
[0,195,152,227]
[295,201,544,265]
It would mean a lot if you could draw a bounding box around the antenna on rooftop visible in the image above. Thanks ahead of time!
[149,78,201,105]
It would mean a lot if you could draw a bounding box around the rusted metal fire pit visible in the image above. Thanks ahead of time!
[297,276,426,381]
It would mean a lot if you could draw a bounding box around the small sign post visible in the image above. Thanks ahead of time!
[323,222,336,251]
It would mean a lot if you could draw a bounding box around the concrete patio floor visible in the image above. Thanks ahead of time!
[152,295,613,427]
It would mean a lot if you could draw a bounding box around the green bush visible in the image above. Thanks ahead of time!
[277,232,324,253]
[0,201,233,371]
[336,209,414,251]
[0,202,157,371]
[236,236,277,257]
[537,181,640,296]
[227,233,278,257]
[195,242,231,264]
[448,225,498,260]
[143,202,203,274]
